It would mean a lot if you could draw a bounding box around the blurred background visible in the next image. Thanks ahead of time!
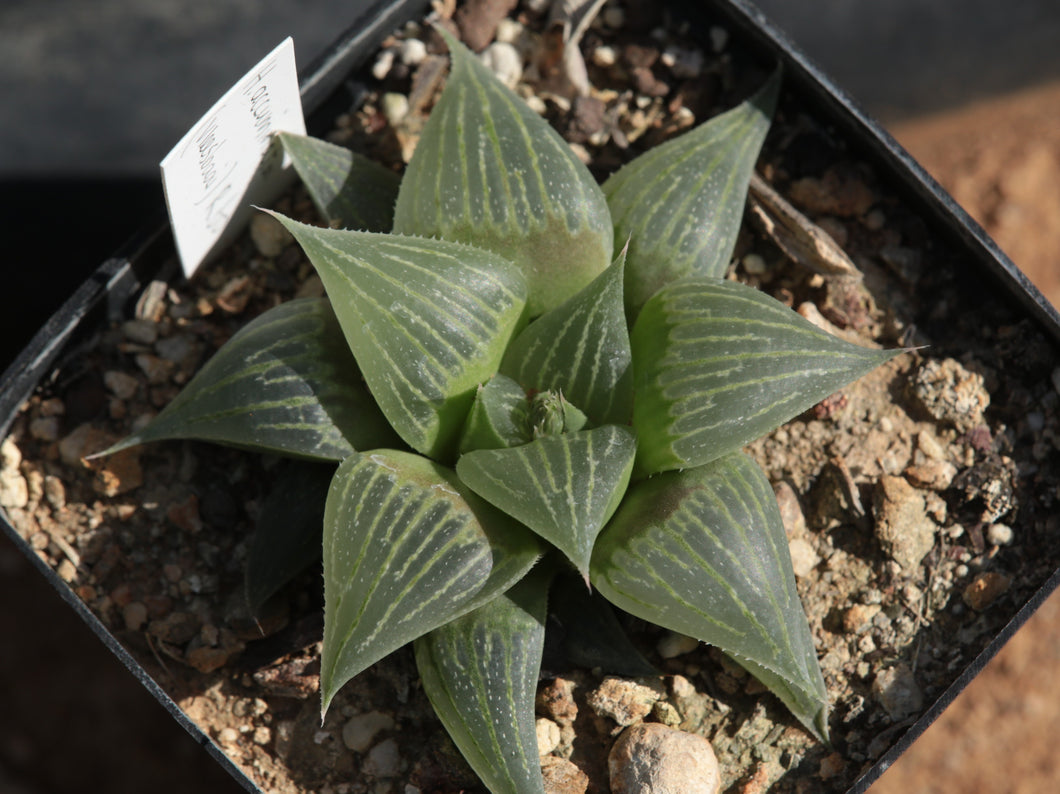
[3,0,1060,792]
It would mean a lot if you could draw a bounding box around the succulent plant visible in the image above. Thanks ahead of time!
[106,28,896,792]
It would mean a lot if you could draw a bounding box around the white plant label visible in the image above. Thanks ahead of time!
[161,38,305,277]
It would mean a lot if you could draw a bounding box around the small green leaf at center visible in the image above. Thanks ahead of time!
[457,425,636,579]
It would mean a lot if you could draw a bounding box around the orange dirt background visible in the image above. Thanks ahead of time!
[870,81,1060,794]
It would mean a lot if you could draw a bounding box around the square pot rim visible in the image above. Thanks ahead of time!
[2,1,1058,792]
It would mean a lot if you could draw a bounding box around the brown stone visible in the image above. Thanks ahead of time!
[963,571,1012,611]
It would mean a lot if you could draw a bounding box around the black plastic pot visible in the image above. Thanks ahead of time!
[2,1,1059,792]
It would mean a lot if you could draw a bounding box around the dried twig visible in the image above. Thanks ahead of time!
[747,172,863,279]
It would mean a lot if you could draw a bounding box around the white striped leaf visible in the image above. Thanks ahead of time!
[604,70,780,317]
[321,450,544,716]
[501,256,633,426]
[414,572,549,794]
[277,131,399,232]
[458,374,531,454]
[632,278,897,477]
[104,298,395,460]
[457,425,636,578]
[591,451,829,740]
[270,213,528,461]
[392,29,613,317]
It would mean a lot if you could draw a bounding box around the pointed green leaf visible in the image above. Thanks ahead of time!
[414,572,550,794]
[457,425,636,577]
[631,278,897,477]
[591,451,829,740]
[604,70,781,316]
[104,298,396,460]
[277,131,400,231]
[501,255,633,426]
[393,29,613,316]
[321,450,543,715]
[270,214,528,461]
[458,374,531,454]
[244,460,333,613]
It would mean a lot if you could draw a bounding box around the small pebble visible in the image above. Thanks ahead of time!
[253,726,272,746]
[249,213,292,257]
[904,459,957,491]
[587,677,666,726]
[536,678,578,726]
[541,756,589,794]
[773,481,806,538]
[342,711,395,753]
[29,416,60,442]
[136,354,175,385]
[656,631,699,659]
[911,358,990,432]
[372,49,395,81]
[218,727,240,747]
[38,398,65,417]
[104,370,140,400]
[480,42,522,89]
[987,523,1014,546]
[1,437,21,471]
[873,475,937,573]
[536,717,561,756]
[916,430,946,461]
[398,37,427,66]
[872,664,923,721]
[494,18,522,44]
[863,208,886,231]
[603,6,625,28]
[57,559,77,582]
[382,92,410,126]
[155,335,193,365]
[123,601,148,631]
[0,469,27,511]
[43,475,66,510]
[609,723,720,794]
[1026,411,1046,433]
[741,252,767,274]
[963,571,1012,610]
[842,603,881,634]
[364,738,401,777]
[660,45,704,79]
[788,537,821,578]
[708,25,729,53]
[592,45,617,68]
[122,319,158,345]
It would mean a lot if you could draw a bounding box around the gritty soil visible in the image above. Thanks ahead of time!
[3,2,1060,794]
[865,82,1060,794]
